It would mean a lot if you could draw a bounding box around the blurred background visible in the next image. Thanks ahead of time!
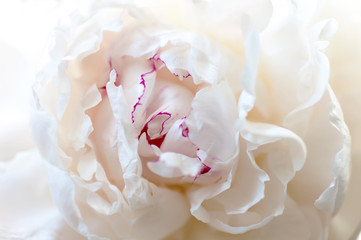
[0,0,61,161]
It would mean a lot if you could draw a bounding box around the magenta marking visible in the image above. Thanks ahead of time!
[159,112,172,135]
[192,163,211,184]
[97,67,119,96]
[200,164,211,174]
[131,61,156,123]
[131,53,193,123]
[173,72,191,79]
[154,54,191,79]
[98,86,107,97]
[140,126,166,148]
[153,54,165,64]
[180,123,189,138]
[138,112,172,148]
[107,59,121,86]
[179,119,213,180]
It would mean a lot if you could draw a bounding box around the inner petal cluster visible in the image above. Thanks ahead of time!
[107,54,212,183]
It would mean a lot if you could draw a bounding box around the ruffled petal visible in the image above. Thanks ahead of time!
[0,150,85,240]
[165,196,313,240]
[190,121,306,234]
[250,1,312,123]
[288,89,349,209]
[186,82,238,165]
[314,87,350,214]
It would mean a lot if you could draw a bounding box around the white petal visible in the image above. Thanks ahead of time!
[165,196,313,240]
[320,1,361,238]
[148,152,203,178]
[238,14,260,121]
[198,121,305,234]
[315,88,350,214]
[0,150,85,239]
[251,2,313,123]
[161,119,198,157]
[186,82,238,165]
[288,89,349,212]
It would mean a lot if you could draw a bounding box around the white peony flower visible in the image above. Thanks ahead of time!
[27,0,350,239]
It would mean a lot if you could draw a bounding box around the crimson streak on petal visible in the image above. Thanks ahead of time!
[131,58,157,123]
[180,119,212,178]
[138,112,172,148]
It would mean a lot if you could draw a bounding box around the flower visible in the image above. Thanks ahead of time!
[31,0,350,239]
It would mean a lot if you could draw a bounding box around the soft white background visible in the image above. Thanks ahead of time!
[0,0,360,239]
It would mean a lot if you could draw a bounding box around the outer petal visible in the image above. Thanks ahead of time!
[286,88,350,239]
[319,1,361,239]
[201,121,306,234]
[315,87,350,214]
[165,197,313,240]
[250,0,315,124]
[0,150,85,240]
[245,2,350,237]
[187,80,306,234]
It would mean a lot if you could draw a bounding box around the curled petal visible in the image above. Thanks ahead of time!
[166,197,314,240]
[190,121,306,234]
[186,82,238,165]
[315,87,350,215]
[148,152,203,178]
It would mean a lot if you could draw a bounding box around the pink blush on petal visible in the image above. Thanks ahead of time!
[98,86,107,98]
